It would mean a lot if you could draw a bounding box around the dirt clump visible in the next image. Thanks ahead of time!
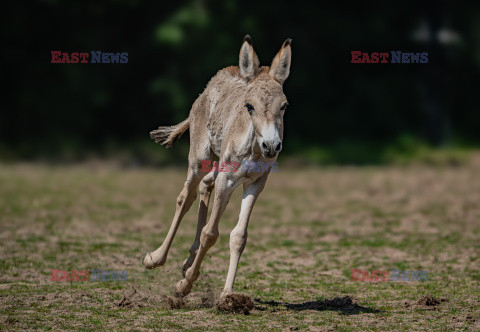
[404,295,448,309]
[164,295,185,309]
[216,293,254,315]
[417,296,441,306]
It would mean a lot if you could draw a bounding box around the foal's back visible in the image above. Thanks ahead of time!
[190,66,249,158]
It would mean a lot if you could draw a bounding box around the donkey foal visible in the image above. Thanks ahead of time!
[143,35,292,299]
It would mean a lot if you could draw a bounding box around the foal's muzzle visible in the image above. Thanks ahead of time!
[261,140,282,158]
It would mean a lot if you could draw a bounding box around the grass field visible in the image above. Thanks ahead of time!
[1,158,479,330]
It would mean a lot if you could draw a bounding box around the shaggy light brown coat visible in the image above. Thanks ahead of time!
[143,35,292,298]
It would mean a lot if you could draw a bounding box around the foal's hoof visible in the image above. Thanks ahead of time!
[175,279,192,298]
[142,252,164,269]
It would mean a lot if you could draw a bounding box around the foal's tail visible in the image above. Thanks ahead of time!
[150,117,190,148]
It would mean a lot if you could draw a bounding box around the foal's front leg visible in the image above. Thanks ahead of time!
[223,172,269,295]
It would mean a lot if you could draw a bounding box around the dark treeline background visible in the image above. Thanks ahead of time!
[1,0,479,164]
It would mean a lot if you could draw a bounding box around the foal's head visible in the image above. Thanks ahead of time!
[239,35,292,159]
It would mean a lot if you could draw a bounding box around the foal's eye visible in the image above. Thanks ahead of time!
[280,102,288,111]
[245,103,254,114]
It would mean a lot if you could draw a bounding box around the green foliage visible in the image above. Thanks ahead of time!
[1,1,480,163]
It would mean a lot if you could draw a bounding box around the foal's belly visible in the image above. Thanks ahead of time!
[207,130,222,157]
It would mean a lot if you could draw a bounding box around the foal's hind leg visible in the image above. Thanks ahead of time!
[175,172,238,297]
[182,171,216,277]
[143,167,202,269]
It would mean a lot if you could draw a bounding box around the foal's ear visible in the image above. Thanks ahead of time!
[239,34,260,82]
[269,38,292,84]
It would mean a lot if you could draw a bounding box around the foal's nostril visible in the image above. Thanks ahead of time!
[275,142,282,152]
[262,142,268,150]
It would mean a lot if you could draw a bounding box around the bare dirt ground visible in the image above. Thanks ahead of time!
[0,157,479,330]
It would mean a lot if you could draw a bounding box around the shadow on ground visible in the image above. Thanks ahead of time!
[254,295,381,315]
